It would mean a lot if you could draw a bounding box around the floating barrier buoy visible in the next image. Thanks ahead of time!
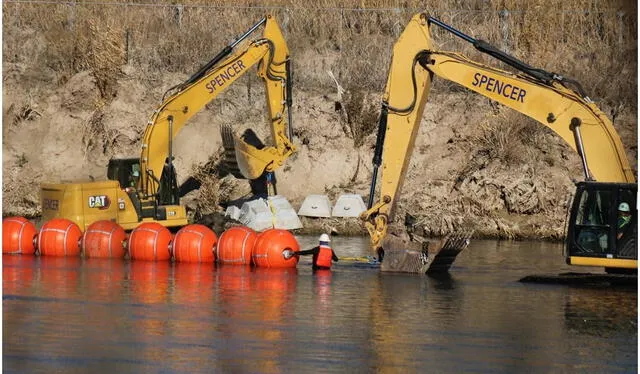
[252,228,299,268]
[128,222,172,261]
[82,220,127,259]
[172,224,217,263]
[2,216,37,255]
[37,218,82,257]
[216,226,257,265]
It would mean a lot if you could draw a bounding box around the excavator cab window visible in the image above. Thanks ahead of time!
[616,187,637,259]
[567,182,637,259]
[572,188,612,254]
[107,158,141,189]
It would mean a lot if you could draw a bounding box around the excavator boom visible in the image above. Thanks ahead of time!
[422,21,634,184]
[141,15,295,199]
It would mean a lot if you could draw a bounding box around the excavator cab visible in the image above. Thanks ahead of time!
[566,182,637,272]
[107,158,141,190]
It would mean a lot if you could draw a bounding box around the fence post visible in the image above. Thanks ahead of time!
[394,0,401,38]
[617,11,624,46]
[67,0,76,32]
[339,8,344,79]
[125,29,131,65]
[174,4,183,28]
[499,9,509,53]
[13,2,20,28]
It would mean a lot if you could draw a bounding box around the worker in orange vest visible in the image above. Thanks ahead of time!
[285,233,338,270]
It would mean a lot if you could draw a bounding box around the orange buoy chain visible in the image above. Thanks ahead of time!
[3,218,301,268]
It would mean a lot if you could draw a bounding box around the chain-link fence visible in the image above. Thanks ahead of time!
[3,1,637,104]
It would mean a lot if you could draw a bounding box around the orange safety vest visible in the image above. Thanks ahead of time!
[316,245,333,268]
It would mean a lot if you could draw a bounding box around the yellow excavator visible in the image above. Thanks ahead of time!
[41,15,296,231]
[361,13,637,274]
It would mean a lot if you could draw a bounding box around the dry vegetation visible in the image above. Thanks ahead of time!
[2,0,637,239]
[3,0,636,101]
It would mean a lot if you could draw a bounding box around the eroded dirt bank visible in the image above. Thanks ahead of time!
[3,64,637,240]
[2,1,637,241]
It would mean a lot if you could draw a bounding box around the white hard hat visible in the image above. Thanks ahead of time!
[619,202,630,212]
[319,233,330,242]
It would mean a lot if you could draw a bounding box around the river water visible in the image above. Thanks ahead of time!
[3,236,637,373]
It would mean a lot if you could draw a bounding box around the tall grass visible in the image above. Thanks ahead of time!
[3,0,636,108]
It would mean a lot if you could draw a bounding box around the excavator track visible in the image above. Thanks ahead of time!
[380,230,474,274]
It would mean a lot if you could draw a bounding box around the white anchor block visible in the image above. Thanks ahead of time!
[297,194,332,218]
[332,194,367,218]
[236,196,303,232]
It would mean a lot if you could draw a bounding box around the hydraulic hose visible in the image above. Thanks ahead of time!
[368,103,389,209]
[428,16,559,87]
[286,59,294,141]
[163,17,267,99]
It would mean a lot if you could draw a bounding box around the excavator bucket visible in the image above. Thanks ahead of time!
[221,124,245,179]
[221,124,273,180]
[380,230,474,274]
[233,138,273,180]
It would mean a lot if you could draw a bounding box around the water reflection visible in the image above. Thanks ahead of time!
[564,287,637,337]
[313,269,332,329]
[3,237,637,373]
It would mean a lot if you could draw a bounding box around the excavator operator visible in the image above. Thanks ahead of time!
[617,202,632,240]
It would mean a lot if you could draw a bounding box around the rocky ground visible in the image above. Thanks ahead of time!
[2,63,637,240]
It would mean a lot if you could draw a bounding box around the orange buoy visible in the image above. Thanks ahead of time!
[171,224,217,263]
[128,222,172,261]
[216,226,257,265]
[252,228,300,268]
[37,218,82,257]
[2,217,37,255]
[81,220,127,259]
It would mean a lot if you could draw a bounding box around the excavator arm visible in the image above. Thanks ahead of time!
[139,15,296,202]
[361,14,435,253]
[362,13,636,272]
